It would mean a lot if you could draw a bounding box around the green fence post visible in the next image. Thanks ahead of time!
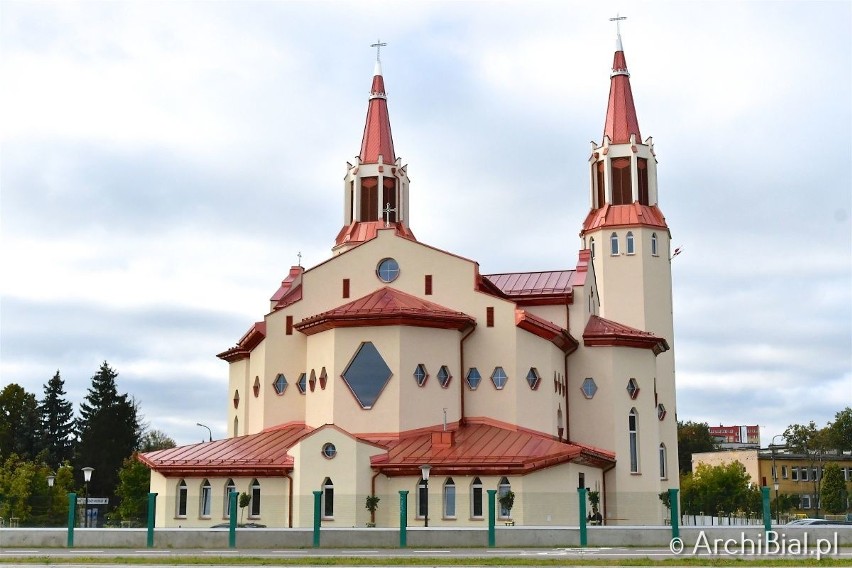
[577,488,587,548]
[761,486,771,533]
[487,489,496,548]
[228,491,237,549]
[668,488,679,540]
[146,492,157,548]
[313,490,322,548]
[66,492,77,548]
[399,490,409,548]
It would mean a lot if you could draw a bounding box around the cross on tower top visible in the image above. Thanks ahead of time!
[370,39,387,63]
[382,202,397,228]
[609,14,627,36]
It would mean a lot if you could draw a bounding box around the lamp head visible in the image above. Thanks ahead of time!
[420,464,431,481]
[47,474,55,487]
[82,467,94,483]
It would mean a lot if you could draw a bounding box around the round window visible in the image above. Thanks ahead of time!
[322,443,337,459]
[376,258,400,283]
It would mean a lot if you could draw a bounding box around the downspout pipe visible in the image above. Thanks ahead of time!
[284,473,293,528]
[458,325,476,425]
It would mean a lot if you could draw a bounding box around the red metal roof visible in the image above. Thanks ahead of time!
[270,266,303,303]
[581,203,668,233]
[360,68,396,164]
[295,287,476,336]
[603,46,642,144]
[483,271,577,305]
[515,309,578,353]
[217,321,266,362]
[334,221,416,248]
[583,315,669,355]
[138,423,313,477]
[369,418,615,475]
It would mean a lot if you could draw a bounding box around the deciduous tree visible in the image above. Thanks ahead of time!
[115,454,151,524]
[820,463,848,515]
[677,421,719,473]
[0,384,40,460]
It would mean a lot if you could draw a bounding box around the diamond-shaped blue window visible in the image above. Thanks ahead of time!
[342,342,393,409]
[273,373,288,395]
[414,364,428,387]
[466,368,481,390]
[581,377,598,399]
[437,365,452,388]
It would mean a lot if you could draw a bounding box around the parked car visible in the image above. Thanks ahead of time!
[787,518,852,525]
[210,522,267,528]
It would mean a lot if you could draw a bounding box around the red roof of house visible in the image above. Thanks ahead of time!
[217,321,266,362]
[515,309,578,353]
[581,202,668,233]
[138,423,313,477]
[334,221,417,248]
[360,63,396,164]
[603,39,642,144]
[270,266,304,303]
[583,315,669,355]
[295,287,476,336]
[369,418,615,475]
[483,270,577,305]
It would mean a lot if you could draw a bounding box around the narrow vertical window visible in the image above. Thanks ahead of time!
[425,274,433,295]
[611,157,632,205]
[590,237,595,259]
[343,279,350,298]
[596,161,605,207]
[319,367,328,390]
[443,478,456,518]
[309,369,316,392]
[224,479,236,518]
[498,477,512,519]
[578,472,585,489]
[176,480,187,517]
[250,479,261,517]
[659,444,667,479]
[200,479,212,517]
[286,315,293,335]
[417,478,428,518]
[349,181,354,223]
[637,158,649,205]
[628,408,639,473]
[626,231,635,254]
[233,389,240,409]
[360,177,379,221]
[610,232,619,255]
[233,416,239,437]
[382,177,397,221]
[253,376,260,397]
[471,477,483,518]
[486,307,494,327]
[322,478,334,519]
[651,233,658,256]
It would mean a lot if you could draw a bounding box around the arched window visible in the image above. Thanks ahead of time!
[417,478,428,519]
[470,477,483,519]
[651,233,658,256]
[176,479,188,517]
[250,479,261,517]
[233,416,239,437]
[659,444,668,480]
[629,408,639,473]
[589,237,596,260]
[498,477,512,519]
[200,479,212,517]
[610,232,619,255]
[443,478,456,518]
[322,478,334,519]
[224,479,236,518]
[626,231,635,255]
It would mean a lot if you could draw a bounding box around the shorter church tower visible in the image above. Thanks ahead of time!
[334,55,415,254]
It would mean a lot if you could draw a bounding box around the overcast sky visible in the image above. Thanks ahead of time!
[1,1,850,448]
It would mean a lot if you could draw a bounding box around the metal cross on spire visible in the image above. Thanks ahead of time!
[609,14,627,36]
[382,202,397,228]
[370,39,387,63]
[297,251,302,267]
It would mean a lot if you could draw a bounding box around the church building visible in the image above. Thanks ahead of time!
[141,30,679,528]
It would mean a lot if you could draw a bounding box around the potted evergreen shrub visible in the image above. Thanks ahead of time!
[498,490,515,525]
[365,494,380,527]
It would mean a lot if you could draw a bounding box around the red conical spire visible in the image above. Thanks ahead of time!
[360,61,396,164]
[603,34,642,144]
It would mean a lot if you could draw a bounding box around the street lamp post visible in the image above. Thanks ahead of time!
[420,465,431,528]
[82,467,94,528]
[771,435,784,525]
[196,422,213,442]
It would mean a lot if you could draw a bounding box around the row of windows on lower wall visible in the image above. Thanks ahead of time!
[784,466,852,482]
[175,478,260,519]
[589,232,659,258]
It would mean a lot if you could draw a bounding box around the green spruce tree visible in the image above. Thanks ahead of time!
[76,362,141,503]
[39,371,75,468]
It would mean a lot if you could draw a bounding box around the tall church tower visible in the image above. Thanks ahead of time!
[579,29,678,484]
[334,54,415,254]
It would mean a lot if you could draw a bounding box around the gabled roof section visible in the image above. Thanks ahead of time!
[369,418,615,475]
[334,220,416,248]
[583,314,669,355]
[515,309,578,353]
[138,422,312,477]
[270,266,304,304]
[603,33,642,144]
[581,202,668,233]
[483,270,577,305]
[217,321,266,362]
[360,61,396,164]
[295,287,476,336]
